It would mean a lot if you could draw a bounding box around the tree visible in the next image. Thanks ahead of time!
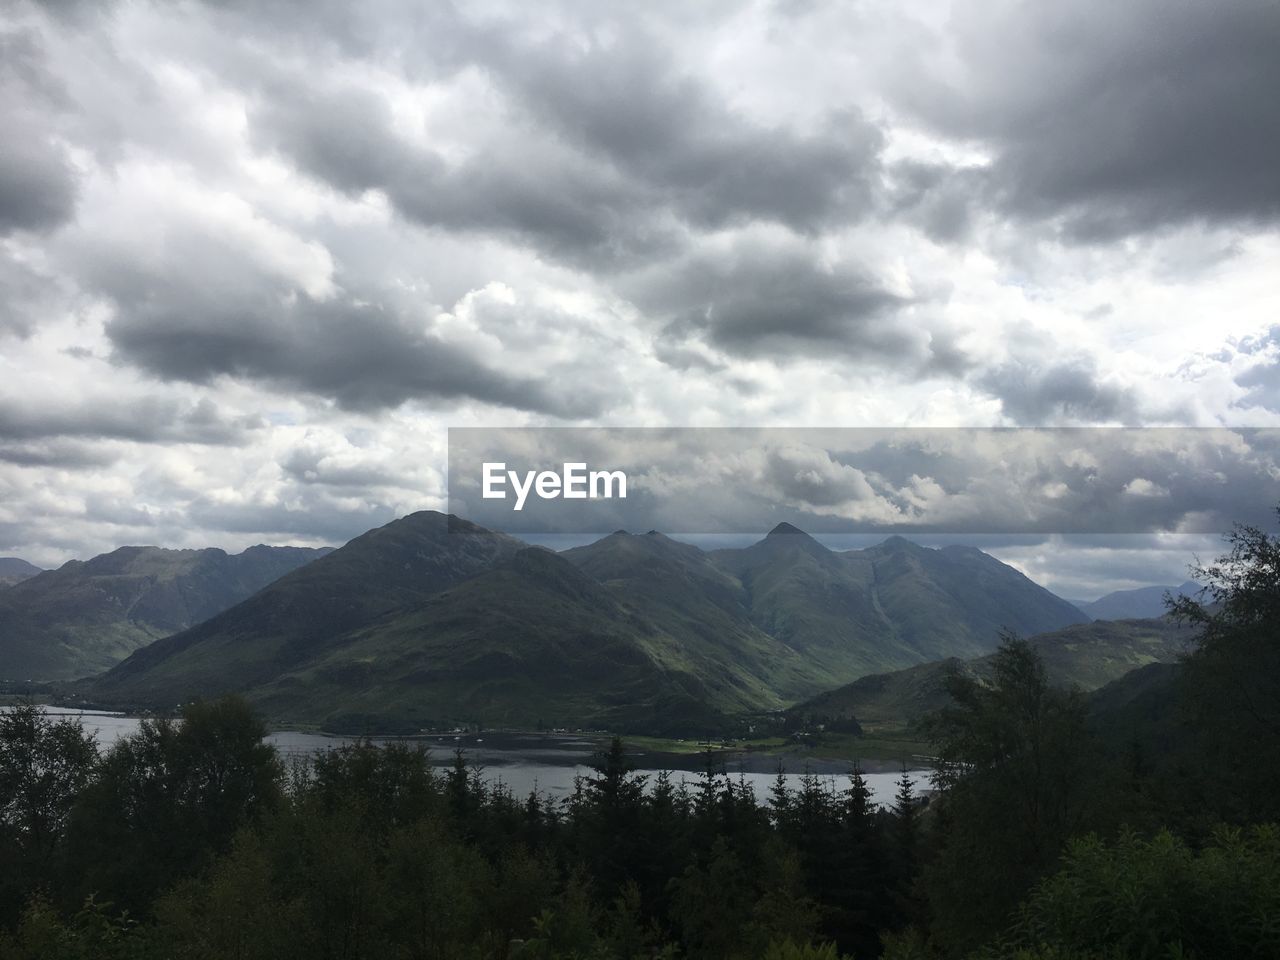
[0,704,97,925]
[575,737,648,900]
[891,767,918,881]
[985,825,1280,960]
[62,697,280,915]
[919,636,1106,953]
[1168,511,1280,821]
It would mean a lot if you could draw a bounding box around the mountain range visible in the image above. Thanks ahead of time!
[0,557,43,588]
[1073,581,1202,620]
[87,514,1093,733]
[0,544,330,681]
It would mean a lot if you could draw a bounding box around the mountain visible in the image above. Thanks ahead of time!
[562,530,826,700]
[90,518,1097,733]
[792,616,1198,733]
[234,546,814,734]
[709,528,1089,679]
[1075,581,1202,620]
[0,544,330,681]
[95,526,819,733]
[0,558,43,588]
[93,512,525,707]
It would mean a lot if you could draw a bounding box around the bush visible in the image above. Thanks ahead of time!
[981,825,1280,960]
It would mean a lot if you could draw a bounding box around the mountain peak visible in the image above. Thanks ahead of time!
[767,522,809,537]
[878,535,920,551]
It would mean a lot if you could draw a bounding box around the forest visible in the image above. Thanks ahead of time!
[2,518,1279,960]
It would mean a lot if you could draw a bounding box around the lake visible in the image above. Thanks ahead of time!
[26,708,928,807]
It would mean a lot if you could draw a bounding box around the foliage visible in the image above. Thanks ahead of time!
[0,703,98,926]
[982,826,1280,960]
[1167,513,1280,822]
[919,636,1117,954]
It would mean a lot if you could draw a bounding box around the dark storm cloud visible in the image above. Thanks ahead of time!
[247,11,883,268]
[72,227,601,418]
[251,83,675,270]
[892,0,1280,238]
[977,357,1142,425]
[0,396,260,445]
[0,132,78,235]
[635,238,913,361]
[484,31,884,235]
[0,28,78,235]
[0,438,118,468]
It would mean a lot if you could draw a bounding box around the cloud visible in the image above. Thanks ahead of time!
[248,13,886,271]
[483,27,885,235]
[888,0,1280,238]
[0,27,78,234]
[977,356,1144,425]
[62,200,601,417]
[0,394,260,445]
[634,233,916,362]
[1,0,1278,582]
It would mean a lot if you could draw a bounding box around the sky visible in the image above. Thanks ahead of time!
[1,0,1277,598]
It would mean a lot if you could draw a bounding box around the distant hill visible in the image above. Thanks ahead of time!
[0,544,330,681]
[791,616,1199,733]
[0,558,43,588]
[1075,581,1202,620]
[89,518,1095,733]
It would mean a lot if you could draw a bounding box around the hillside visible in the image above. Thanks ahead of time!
[0,544,330,680]
[244,547,818,734]
[0,558,43,588]
[710,527,1089,678]
[93,512,526,706]
[792,616,1198,733]
[1076,580,1202,620]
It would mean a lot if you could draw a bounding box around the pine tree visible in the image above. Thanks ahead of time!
[844,761,873,829]
[892,765,918,874]
[770,763,793,832]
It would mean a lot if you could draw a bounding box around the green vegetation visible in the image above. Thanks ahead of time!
[791,615,1193,735]
[0,544,328,681]
[0,699,920,959]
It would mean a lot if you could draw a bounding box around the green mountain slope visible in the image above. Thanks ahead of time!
[792,616,1197,732]
[0,558,43,588]
[247,547,808,733]
[710,527,1089,679]
[563,531,827,700]
[0,544,329,681]
[93,512,525,704]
